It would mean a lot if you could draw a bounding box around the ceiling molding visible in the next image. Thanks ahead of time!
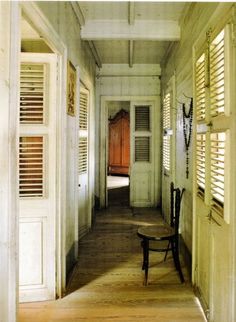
[71,3,102,68]
[81,20,180,41]
[71,2,85,26]
[88,41,102,69]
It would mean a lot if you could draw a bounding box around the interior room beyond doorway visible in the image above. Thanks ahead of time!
[107,101,130,207]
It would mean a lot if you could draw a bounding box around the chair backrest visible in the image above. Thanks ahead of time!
[170,182,183,234]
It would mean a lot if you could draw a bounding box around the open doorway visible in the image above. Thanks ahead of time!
[18,8,67,302]
[107,101,130,207]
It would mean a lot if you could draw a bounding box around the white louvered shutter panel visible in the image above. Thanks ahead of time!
[196,54,206,121]
[163,93,171,171]
[19,136,44,197]
[20,63,45,124]
[79,137,88,174]
[196,134,206,197]
[134,105,151,163]
[210,30,225,117]
[163,93,171,129]
[135,137,150,162]
[79,91,88,130]
[210,132,225,213]
[135,106,150,131]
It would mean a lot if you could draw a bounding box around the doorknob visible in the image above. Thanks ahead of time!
[78,184,81,187]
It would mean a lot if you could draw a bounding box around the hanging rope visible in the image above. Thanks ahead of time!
[182,98,193,179]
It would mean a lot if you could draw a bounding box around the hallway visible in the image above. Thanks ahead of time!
[19,206,205,322]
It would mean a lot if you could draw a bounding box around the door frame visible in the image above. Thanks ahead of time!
[100,95,160,208]
[20,2,68,297]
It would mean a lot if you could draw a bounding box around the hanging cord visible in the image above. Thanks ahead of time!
[182,98,193,178]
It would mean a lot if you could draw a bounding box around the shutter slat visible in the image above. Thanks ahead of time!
[79,138,88,174]
[196,134,206,191]
[210,30,225,117]
[196,53,206,121]
[135,106,150,131]
[210,132,225,207]
[19,136,44,198]
[20,63,45,124]
[135,137,150,162]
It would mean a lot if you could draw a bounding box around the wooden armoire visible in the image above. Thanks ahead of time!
[108,109,130,175]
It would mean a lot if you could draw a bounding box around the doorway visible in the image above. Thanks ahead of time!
[107,101,130,207]
[100,95,161,209]
[18,6,67,302]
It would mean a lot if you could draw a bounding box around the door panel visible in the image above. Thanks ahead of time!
[19,53,57,302]
[194,24,234,321]
[78,87,90,239]
[130,101,155,207]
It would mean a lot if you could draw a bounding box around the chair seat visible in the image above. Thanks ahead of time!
[137,224,175,241]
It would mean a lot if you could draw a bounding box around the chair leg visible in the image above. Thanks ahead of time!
[142,238,149,286]
[164,240,171,261]
[171,238,184,283]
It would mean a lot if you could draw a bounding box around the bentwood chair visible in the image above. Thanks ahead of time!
[137,182,184,285]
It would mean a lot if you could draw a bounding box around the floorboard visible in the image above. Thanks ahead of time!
[19,206,205,322]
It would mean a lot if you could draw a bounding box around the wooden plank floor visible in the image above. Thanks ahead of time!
[19,206,205,322]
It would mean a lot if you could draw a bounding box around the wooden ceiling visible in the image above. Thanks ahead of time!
[77,1,187,67]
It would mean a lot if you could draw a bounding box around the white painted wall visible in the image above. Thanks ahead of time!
[35,2,96,277]
[95,64,161,204]
[0,2,19,321]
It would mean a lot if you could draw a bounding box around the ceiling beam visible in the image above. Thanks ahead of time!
[81,20,180,41]
[71,3,102,69]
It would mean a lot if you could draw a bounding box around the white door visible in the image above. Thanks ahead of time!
[130,101,156,207]
[19,53,57,302]
[78,87,89,239]
[194,24,234,321]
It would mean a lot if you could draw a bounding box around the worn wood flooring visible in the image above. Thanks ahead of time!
[19,205,205,322]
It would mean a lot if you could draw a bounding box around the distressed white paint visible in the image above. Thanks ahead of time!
[81,19,180,41]
[0,2,20,322]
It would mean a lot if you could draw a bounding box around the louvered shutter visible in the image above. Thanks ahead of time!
[196,54,206,121]
[163,93,171,172]
[134,105,151,163]
[79,89,89,174]
[135,106,150,131]
[196,134,206,197]
[135,137,150,162]
[20,63,45,124]
[79,91,88,130]
[79,137,88,174]
[210,30,225,116]
[210,132,225,213]
[19,136,44,197]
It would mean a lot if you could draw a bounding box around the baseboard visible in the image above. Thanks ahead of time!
[179,234,192,279]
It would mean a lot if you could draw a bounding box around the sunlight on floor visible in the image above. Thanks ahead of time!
[107,175,129,189]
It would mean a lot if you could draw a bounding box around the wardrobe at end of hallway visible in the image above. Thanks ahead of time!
[108,107,130,176]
